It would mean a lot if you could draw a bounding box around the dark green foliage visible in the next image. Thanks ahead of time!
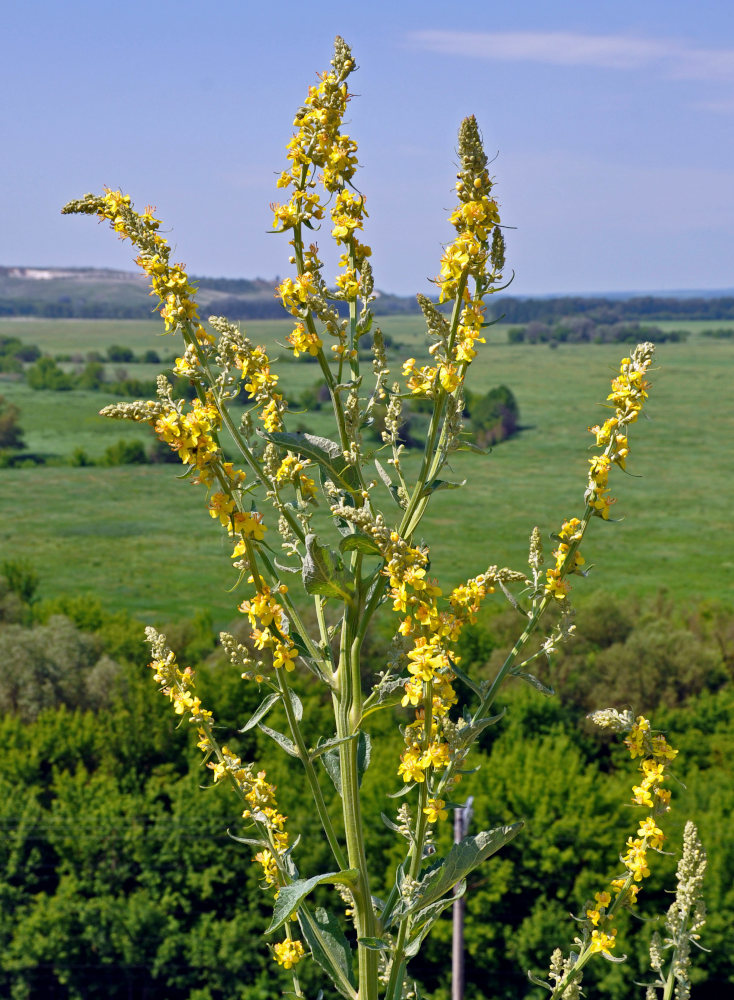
[26,356,74,390]
[76,360,106,390]
[0,335,40,371]
[106,344,135,363]
[1,559,39,605]
[69,446,93,466]
[466,384,519,445]
[0,591,733,998]
[0,395,25,449]
[491,294,734,324]
[507,319,686,345]
[700,327,734,339]
[0,615,119,719]
[101,438,148,466]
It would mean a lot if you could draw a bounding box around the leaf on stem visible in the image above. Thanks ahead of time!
[510,668,555,697]
[452,709,507,755]
[358,936,389,951]
[320,731,371,795]
[258,723,299,757]
[299,907,357,1000]
[238,693,279,733]
[303,534,354,600]
[339,533,382,556]
[268,870,358,933]
[404,888,464,957]
[388,823,523,923]
[419,478,466,498]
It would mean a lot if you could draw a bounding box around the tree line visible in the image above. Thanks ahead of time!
[0,564,732,999]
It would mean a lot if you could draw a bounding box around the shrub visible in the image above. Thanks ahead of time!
[101,438,148,466]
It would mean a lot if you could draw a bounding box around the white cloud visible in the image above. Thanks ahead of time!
[408,30,734,81]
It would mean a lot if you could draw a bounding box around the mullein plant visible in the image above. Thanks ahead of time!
[63,36,702,1000]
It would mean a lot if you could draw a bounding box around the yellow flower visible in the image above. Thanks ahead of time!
[590,928,617,956]
[273,642,297,672]
[398,746,426,783]
[273,939,305,969]
[423,798,448,823]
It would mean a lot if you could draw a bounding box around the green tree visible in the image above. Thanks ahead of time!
[26,356,74,390]
[0,396,25,449]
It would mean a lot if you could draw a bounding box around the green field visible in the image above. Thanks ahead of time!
[1,316,733,627]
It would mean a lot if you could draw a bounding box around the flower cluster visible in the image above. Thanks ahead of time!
[275,453,317,500]
[233,340,286,433]
[646,821,707,1000]
[239,582,298,672]
[437,117,503,308]
[583,714,678,957]
[146,626,294,971]
[544,343,655,601]
[273,37,370,328]
[402,119,505,408]
[380,529,499,798]
[62,190,205,339]
[148,630,213,727]
[273,939,306,970]
[287,322,322,358]
[587,343,654,515]
[153,396,221,477]
[544,518,585,600]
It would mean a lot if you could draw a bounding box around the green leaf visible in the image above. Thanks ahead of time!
[310,734,352,761]
[374,459,394,490]
[339,533,382,556]
[448,657,484,699]
[420,478,466,498]
[393,823,523,921]
[258,723,299,757]
[452,709,506,755]
[303,534,353,600]
[387,782,415,798]
[268,870,358,933]
[358,937,389,952]
[226,830,268,848]
[274,557,302,574]
[511,670,555,697]
[320,732,371,795]
[404,888,463,957]
[300,907,357,1000]
[456,440,488,454]
[239,693,279,733]
[286,687,303,722]
[357,730,371,781]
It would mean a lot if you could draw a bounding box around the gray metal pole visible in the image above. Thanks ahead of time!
[452,798,473,1000]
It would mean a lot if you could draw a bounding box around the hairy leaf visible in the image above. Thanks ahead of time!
[303,534,353,600]
[299,906,357,1000]
[268,870,358,933]
[391,823,523,921]
[258,723,299,757]
[239,693,279,733]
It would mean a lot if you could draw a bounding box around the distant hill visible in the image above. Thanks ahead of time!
[0,267,420,320]
[2,267,734,322]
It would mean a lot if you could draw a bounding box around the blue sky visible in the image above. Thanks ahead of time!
[3,0,733,296]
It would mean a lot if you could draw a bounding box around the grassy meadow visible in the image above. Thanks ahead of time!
[1,315,733,628]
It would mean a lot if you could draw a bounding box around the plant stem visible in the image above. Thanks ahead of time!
[334,604,378,1000]
[275,668,348,871]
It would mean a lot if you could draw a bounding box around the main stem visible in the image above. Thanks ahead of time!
[335,604,378,1000]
